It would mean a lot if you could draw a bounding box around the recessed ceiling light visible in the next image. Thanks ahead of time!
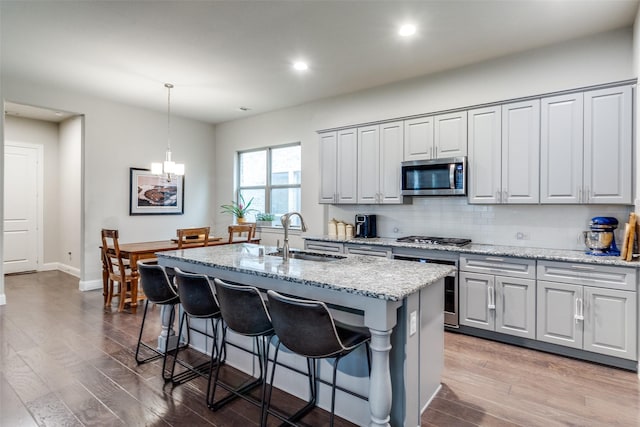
[239,106,251,111]
[293,61,309,71]
[398,24,416,37]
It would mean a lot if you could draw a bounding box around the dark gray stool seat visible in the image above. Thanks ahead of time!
[266,290,371,427]
[209,278,274,422]
[171,268,225,405]
[135,261,181,381]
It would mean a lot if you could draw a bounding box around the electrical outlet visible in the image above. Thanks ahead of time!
[516,232,530,240]
[409,311,417,336]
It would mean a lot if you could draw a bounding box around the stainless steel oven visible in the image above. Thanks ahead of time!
[392,247,460,328]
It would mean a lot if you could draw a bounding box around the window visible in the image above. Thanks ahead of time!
[238,143,301,225]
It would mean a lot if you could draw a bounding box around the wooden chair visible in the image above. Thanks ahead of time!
[176,227,210,249]
[227,223,257,243]
[101,229,143,312]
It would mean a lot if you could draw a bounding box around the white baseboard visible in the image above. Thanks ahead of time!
[79,279,102,292]
[39,262,81,278]
[0,293,6,306]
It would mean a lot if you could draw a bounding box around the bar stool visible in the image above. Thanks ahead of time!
[134,261,181,381]
[209,278,274,421]
[171,268,225,403]
[266,290,371,427]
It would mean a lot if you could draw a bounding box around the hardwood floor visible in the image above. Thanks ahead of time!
[2,271,639,426]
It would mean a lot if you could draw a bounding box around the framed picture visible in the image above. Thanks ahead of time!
[129,168,184,215]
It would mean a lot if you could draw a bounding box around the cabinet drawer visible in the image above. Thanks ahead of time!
[537,260,636,291]
[304,241,344,253]
[345,244,391,258]
[460,255,535,278]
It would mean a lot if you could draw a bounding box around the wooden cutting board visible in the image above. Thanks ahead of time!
[621,223,630,260]
[626,213,636,261]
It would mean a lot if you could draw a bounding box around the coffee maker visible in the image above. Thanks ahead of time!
[355,214,377,238]
[583,216,620,256]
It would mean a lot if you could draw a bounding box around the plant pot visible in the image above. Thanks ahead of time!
[236,217,247,224]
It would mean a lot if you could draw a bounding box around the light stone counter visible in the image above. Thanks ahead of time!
[304,236,640,267]
[156,243,453,427]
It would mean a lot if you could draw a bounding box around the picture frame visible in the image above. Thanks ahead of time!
[129,167,184,215]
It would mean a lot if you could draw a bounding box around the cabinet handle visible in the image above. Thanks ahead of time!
[574,298,584,322]
[496,189,501,203]
[488,286,496,310]
[570,264,594,270]
[585,187,590,203]
[434,146,438,158]
[485,257,505,262]
[503,190,508,203]
[578,187,582,203]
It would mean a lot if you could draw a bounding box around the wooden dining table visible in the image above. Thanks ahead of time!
[103,236,253,313]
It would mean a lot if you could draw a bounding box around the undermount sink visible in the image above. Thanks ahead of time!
[267,250,346,262]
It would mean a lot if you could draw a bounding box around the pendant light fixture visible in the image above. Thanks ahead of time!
[152,83,184,181]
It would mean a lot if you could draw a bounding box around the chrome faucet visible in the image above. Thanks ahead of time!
[280,212,307,261]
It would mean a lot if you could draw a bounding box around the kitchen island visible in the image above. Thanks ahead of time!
[156,243,454,427]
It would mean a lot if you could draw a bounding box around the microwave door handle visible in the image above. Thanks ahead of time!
[449,163,455,189]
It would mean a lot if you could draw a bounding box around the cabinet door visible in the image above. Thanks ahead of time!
[536,280,583,349]
[495,276,535,339]
[459,272,494,331]
[357,125,380,204]
[502,100,540,204]
[434,111,467,158]
[318,132,337,204]
[404,116,434,161]
[467,106,501,204]
[379,121,404,204]
[540,93,583,204]
[583,287,636,360]
[584,86,632,204]
[336,128,358,204]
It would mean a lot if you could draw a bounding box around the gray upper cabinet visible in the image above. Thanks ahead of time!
[540,93,584,203]
[541,85,632,204]
[319,131,338,203]
[501,100,540,204]
[584,86,632,204]
[318,129,358,204]
[404,116,434,161]
[358,122,404,204]
[468,100,540,204]
[404,112,467,161]
[468,106,502,204]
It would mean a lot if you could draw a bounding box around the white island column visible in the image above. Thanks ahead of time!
[368,328,393,427]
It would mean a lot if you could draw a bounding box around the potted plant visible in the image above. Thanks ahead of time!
[220,194,256,223]
[255,212,276,227]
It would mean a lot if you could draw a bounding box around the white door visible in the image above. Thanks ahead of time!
[4,143,42,274]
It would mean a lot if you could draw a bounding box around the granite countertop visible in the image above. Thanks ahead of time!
[156,243,454,301]
[304,236,640,268]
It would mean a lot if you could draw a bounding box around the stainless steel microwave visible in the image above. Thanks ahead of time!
[401,156,467,196]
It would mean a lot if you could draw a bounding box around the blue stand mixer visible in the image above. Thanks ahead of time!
[583,217,620,256]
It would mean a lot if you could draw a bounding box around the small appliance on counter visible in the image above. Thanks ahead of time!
[583,216,620,256]
[355,214,377,238]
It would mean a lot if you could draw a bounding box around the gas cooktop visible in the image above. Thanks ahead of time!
[396,236,472,247]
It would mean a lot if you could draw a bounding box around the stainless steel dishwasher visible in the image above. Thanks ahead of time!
[392,249,459,328]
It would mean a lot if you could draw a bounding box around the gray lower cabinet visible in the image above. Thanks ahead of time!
[304,240,344,253]
[459,255,536,339]
[537,261,637,360]
[344,244,392,258]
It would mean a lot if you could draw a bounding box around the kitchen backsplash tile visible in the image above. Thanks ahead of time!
[328,198,632,251]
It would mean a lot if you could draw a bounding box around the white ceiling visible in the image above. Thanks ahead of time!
[2,0,638,124]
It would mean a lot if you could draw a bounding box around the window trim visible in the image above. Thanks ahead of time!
[237,142,301,221]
